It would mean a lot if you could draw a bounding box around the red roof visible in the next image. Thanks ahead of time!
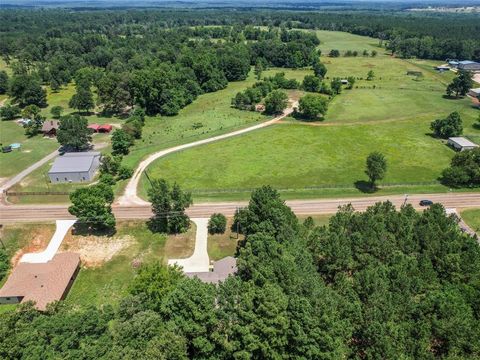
[99,124,112,131]
[88,124,100,130]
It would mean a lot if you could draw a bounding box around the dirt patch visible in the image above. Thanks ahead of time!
[362,63,376,68]
[10,225,56,266]
[164,224,196,259]
[61,233,134,268]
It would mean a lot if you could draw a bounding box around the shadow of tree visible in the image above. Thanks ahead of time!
[354,180,377,194]
[71,222,116,237]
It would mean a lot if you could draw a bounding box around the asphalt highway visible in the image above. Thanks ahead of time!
[1,193,479,223]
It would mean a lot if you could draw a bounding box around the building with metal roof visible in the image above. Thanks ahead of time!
[186,256,237,284]
[48,151,101,183]
[448,137,479,151]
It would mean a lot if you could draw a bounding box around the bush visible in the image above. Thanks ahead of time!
[441,147,480,187]
[208,213,227,234]
[99,173,116,185]
[0,249,9,282]
[117,165,134,180]
[0,104,21,120]
[430,111,463,139]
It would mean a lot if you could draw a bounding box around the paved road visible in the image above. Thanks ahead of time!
[20,219,76,263]
[0,149,59,193]
[168,218,210,272]
[1,193,479,222]
[118,101,298,206]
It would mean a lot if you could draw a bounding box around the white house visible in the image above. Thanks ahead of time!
[468,88,480,98]
[447,137,479,152]
[48,152,101,183]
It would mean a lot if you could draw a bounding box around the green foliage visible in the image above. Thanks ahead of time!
[312,60,327,78]
[0,70,9,94]
[446,70,474,98]
[365,151,387,186]
[99,154,121,177]
[0,104,20,121]
[117,165,133,180]
[442,147,480,188]
[302,75,322,92]
[264,90,288,115]
[68,183,115,230]
[8,73,47,108]
[430,111,463,138]
[50,105,64,119]
[96,72,132,114]
[112,129,134,156]
[21,105,40,120]
[346,76,355,89]
[0,249,9,282]
[69,80,94,112]
[330,78,342,95]
[129,262,184,312]
[147,179,192,234]
[329,49,340,57]
[367,70,375,80]
[208,213,227,234]
[99,173,116,186]
[298,93,329,120]
[57,114,92,151]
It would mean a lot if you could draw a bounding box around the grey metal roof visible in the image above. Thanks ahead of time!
[49,152,100,174]
[186,256,237,284]
[448,137,478,148]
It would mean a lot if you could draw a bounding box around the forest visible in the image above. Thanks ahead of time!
[0,186,479,358]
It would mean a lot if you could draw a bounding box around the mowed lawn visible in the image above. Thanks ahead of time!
[321,56,460,123]
[140,120,456,196]
[0,121,59,179]
[461,209,480,235]
[316,30,385,56]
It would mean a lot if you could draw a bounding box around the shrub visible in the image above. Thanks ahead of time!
[208,213,227,234]
[117,166,134,180]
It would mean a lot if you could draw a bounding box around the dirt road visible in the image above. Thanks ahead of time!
[118,101,298,206]
[1,193,479,223]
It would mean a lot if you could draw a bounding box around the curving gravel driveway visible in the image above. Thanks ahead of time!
[118,102,298,206]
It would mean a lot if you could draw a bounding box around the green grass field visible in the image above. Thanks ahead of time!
[65,221,196,307]
[140,31,480,200]
[0,121,59,179]
[140,120,460,198]
[461,209,480,235]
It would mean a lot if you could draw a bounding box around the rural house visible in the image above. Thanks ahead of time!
[88,123,113,133]
[447,137,479,151]
[48,151,101,183]
[186,256,237,284]
[0,253,80,311]
[41,120,59,137]
[468,88,480,98]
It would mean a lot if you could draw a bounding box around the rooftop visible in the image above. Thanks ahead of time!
[186,256,237,284]
[49,152,100,173]
[448,137,478,147]
[41,120,59,132]
[0,253,80,310]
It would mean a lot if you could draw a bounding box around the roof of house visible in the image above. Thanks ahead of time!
[470,88,480,94]
[186,256,237,284]
[49,152,101,174]
[0,253,80,310]
[448,137,478,148]
[41,120,59,132]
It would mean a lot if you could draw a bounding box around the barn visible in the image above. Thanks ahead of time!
[48,152,101,183]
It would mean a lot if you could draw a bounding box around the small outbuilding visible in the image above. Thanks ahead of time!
[41,120,59,137]
[0,253,80,311]
[447,137,479,152]
[48,151,101,183]
[88,123,113,133]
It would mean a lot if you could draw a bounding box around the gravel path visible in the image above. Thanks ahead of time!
[118,102,298,206]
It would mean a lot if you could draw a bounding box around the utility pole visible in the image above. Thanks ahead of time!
[403,194,409,206]
[0,224,4,249]
[144,169,153,187]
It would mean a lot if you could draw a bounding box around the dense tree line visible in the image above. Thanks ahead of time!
[1,9,478,63]
[1,186,479,358]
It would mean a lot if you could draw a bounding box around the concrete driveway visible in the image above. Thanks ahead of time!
[20,219,76,263]
[168,218,210,273]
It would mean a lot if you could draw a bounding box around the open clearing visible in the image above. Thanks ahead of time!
[141,31,480,200]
